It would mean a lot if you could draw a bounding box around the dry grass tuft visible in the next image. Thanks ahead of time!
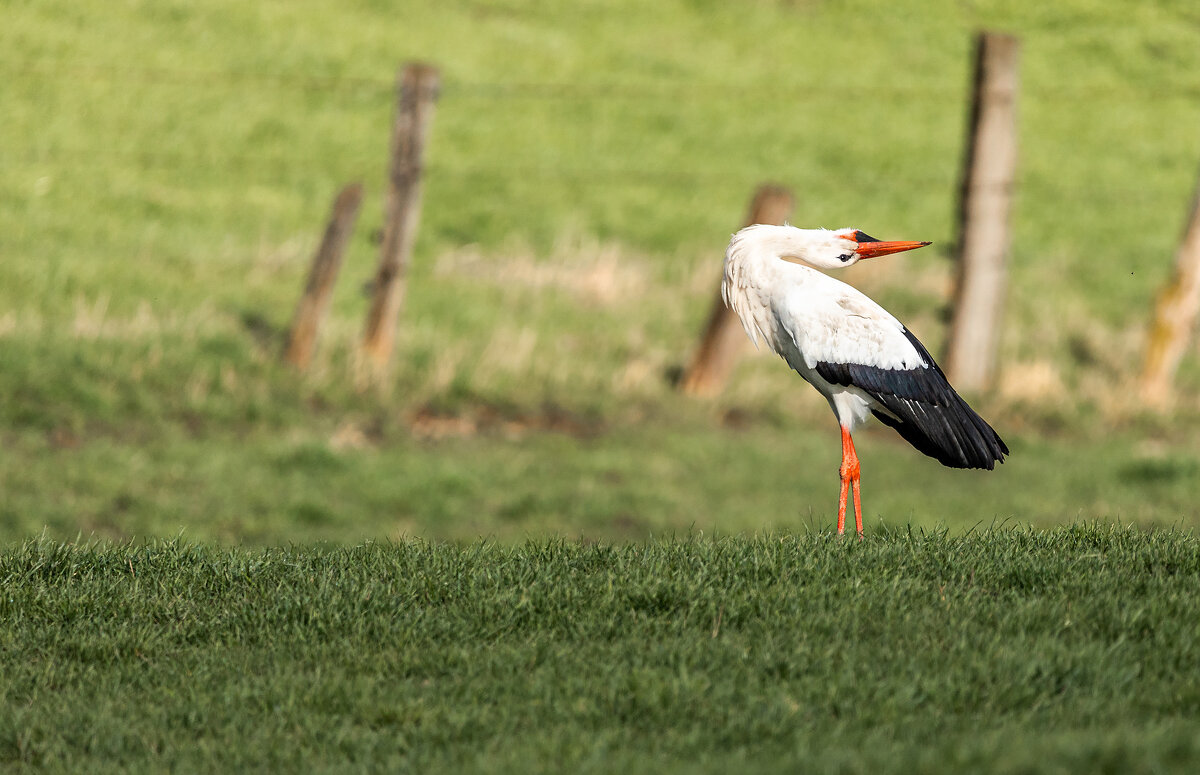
[434,234,652,306]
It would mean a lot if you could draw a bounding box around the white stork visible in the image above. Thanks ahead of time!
[722,224,1008,535]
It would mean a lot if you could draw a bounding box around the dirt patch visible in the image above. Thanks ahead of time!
[407,402,601,441]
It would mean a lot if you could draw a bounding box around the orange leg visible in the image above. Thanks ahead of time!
[838,426,862,536]
[837,472,848,535]
[853,472,863,535]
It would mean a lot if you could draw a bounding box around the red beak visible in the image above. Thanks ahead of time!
[848,230,932,260]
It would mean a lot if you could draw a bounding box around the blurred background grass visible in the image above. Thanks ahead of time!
[2,0,1200,543]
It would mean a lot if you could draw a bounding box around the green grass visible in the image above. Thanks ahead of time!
[3,420,1199,545]
[3,0,1200,453]
[4,0,1200,542]
[4,5,1200,767]
[3,526,1200,773]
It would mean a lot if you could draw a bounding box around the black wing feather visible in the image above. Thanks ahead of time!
[815,328,1008,470]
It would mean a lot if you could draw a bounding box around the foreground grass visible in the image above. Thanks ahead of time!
[3,526,1199,773]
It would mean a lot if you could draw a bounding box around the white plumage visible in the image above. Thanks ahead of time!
[722,224,1007,535]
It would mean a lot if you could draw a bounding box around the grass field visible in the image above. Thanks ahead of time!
[3,0,1200,544]
[4,526,1200,773]
[5,2,1200,770]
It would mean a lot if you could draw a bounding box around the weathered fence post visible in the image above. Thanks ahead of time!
[944,31,1021,392]
[283,183,363,371]
[678,184,794,397]
[1141,168,1200,405]
[360,62,440,384]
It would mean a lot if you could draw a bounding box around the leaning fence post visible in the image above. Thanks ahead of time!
[283,183,363,371]
[944,31,1021,392]
[679,184,794,397]
[1140,167,1200,405]
[360,62,440,385]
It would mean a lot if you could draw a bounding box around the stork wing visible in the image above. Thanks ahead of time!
[777,284,1008,469]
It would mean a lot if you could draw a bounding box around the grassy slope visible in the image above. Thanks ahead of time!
[3,421,1199,544]
[3,527,1200,773]
[2,0,1200,544]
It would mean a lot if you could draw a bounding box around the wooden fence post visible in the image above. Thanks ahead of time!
[1140,168,1200,405]
[283,183,364,371]
[360,62,440,383]
[678,184,794,397]
[944,31,1020,392]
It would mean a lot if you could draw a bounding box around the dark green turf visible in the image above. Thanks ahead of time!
[3,525,1199,773]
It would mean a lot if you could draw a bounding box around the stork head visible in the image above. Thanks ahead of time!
[722,225,932,345]
[727,224,930,272]
[783,226,932,270]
